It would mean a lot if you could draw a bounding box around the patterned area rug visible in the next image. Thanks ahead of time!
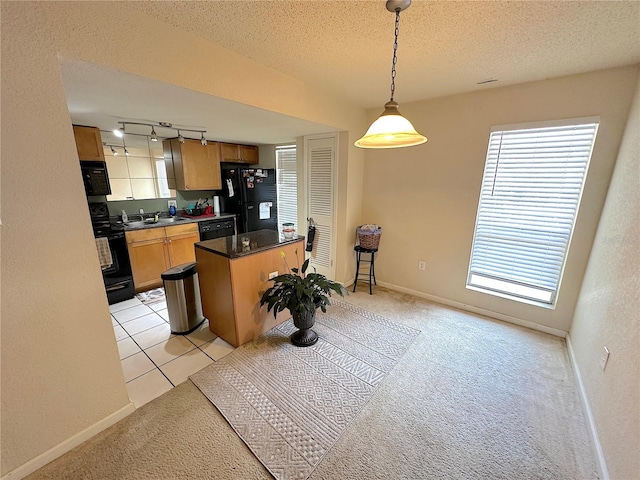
[190,299,419,480]
[135,287,165,306]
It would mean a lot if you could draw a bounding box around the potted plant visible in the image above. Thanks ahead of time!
[260,251,348,347]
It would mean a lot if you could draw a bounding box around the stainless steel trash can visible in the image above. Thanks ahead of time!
[161,262,205,334]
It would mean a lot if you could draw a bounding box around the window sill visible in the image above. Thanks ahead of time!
[465,285,557,310]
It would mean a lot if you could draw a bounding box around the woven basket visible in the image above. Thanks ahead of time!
[357,226,382,250]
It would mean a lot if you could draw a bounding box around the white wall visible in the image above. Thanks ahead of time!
[361,66,639,333]
[1,2,366,476]
[569,78,640,480]
[1,5,132,476]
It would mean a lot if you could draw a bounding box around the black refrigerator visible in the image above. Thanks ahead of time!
[220,166,278,234]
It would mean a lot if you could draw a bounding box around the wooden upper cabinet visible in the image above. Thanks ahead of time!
[163,138,221,191]
[73,125,105,161]
[163,139,177,190]
[239,145,259,164]
[207,142,222,190]
[220,142,259,164]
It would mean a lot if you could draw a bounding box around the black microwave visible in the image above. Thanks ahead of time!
[80,161,111,196]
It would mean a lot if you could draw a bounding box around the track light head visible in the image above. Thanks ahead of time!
[200,132,207,146]
[150,126,158,142]
[124,148,129,156]
[178,131,185,144]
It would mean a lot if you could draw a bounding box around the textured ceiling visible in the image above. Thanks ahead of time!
[130,0,640,108]
[65,1,640,145]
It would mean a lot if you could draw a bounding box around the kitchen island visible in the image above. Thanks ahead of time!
[195,229,305,347]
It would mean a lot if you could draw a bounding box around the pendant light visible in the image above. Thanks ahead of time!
[355,0,427,149]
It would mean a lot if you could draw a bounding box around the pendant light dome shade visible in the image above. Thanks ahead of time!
[355,101,427,148]
[355,0,427,149]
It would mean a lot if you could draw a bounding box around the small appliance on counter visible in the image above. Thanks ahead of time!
[88,202,134,304]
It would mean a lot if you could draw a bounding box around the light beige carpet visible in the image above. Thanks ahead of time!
[25,287,599,480]
[190,299,419,480]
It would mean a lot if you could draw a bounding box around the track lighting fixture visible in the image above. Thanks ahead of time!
[113,121,208,145]
[355,0,427,149]
[110,146,118,156]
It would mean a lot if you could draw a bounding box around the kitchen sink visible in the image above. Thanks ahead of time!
[124,220,148,228]
[124,217,187,228]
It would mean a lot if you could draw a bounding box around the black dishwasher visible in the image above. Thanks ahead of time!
[198,218,235,241]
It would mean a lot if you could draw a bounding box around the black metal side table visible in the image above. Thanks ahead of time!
[353,245,378,295]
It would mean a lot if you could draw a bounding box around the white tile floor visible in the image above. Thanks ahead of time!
[109,290,235,408]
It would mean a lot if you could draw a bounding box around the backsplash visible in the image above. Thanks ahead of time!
[90,189,223,217]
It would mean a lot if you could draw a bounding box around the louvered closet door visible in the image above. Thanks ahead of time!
[306,136,336,279]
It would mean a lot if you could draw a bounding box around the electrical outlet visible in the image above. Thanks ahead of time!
[167,200,177,208]
[600,347,610,371]
[418,261,426,271]
[268,271,278,280]
[139,208,144,214]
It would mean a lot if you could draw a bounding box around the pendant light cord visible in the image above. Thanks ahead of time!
[389,9,400,102]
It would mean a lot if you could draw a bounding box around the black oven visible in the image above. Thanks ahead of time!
[89,202,134,304]
[199,218,235,241]
[98,230,135,304]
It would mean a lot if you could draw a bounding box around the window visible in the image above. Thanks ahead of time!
[467,119,599,306]
[105,135,175,201]
[276,145,298,233]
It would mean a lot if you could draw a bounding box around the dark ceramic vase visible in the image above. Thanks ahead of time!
[290,308,318,347]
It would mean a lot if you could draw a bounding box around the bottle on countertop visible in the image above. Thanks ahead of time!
[121,210,128,222]
[169,205,176,216]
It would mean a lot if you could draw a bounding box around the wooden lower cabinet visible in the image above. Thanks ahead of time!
[166,231,200,267]
[126,223,199,292]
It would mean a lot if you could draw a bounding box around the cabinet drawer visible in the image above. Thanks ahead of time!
[125,227,166,243]
[165,223,198,237]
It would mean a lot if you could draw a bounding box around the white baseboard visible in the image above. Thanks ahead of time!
[566,336,609,480]
[376,281,568,338]
[1,402,135,480]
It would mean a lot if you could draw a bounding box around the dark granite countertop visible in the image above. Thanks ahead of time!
[118,213,236,231]
[195,229,305,259]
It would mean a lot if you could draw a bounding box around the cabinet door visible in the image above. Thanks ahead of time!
[207,142,222,189]
[162,140,177,190]
[127,238,170,291]
[239,145,259,164]
[171,138,218,190]
[73,125,105,161]
[220,143,240,163]
[166,232,200,267]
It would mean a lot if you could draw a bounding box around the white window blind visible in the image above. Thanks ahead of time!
[467,120,599,305]
[276,145,298,233]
